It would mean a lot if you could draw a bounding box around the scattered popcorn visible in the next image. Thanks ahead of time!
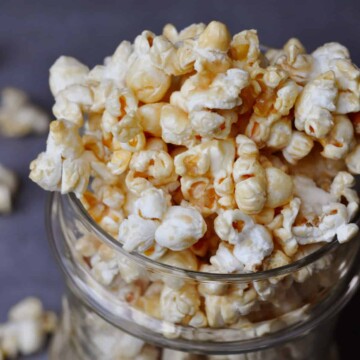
[0,88,49,137]
[0,164,17,214]
[0,297,57,359]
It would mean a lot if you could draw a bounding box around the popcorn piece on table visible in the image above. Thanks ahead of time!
[0,297,57,358]
[0,164,17,214]
[0,87,49,137]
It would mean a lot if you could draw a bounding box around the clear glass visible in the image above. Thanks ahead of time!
[47,192,360,359]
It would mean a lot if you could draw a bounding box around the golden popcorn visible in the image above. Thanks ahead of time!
[30,21,359,287]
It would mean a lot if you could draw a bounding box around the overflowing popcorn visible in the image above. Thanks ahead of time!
[30,20,359,272]
[0,88,49,137]
[0,297,57,359]
[29,20,360,340]
[0,164,17,214]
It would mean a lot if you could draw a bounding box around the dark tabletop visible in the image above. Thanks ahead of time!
[0,1,360,359]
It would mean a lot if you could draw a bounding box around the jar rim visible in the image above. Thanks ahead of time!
[63,192,358,281]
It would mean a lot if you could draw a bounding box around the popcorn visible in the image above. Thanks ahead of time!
[49,56,89,96]
[194,21,232,74]
[53,84,93,126]
[0,87,49,137]
[160,104,196,147]
[118,214,159,252]
[273,198,301,256]
[137,103,165,137]
[130,150,174,180]
[126,51,171,103]
[133,187,170,220]
[282,131,314,164]
[214,210,273,270]
[345,144,360,174]
[30,21,360,288]
[155,206,207,251]
[292,175,359,244]
[149,36,195,76]
[294,71,337,139]
[230,29,261,71]
[233,135,267,214]
[0,164,18,214]
[311,43,360,114]
[319,115,355,160]
[265,167,293,208]
[160,284,204,325]
[205,286,257,327]
[0,297,57,358]
[175,68,249,112]
[267,38,313,85]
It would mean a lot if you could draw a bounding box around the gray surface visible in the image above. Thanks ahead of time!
[1,0,360,359]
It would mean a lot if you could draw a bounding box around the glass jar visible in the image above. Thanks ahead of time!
[47,192,360,360]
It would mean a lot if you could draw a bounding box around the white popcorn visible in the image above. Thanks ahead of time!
[210,242,244,273]
[129,150,175,183]
[133,187,170,220]
[0,164,18,214]
[311,42,360,114]
[0,297,57,358]
[49,56,89,97]
[190,109,237,140]
[233,136,267,214]
[205,287,257,327]
[273,198,301,257]
[29,152,62,192]
[293,175,336,217]
[330,171,359,219]
[155,206,207,251]
[320,115,355,160]
[126,36,171,103]
[160,284,203,325]
[176,68,249,112]
[294,71,337,139]
[214,210,273,270]
[160,104,197,147]
[293,176,358,244]
[118,214,159,252]
[268,38,313,85]
[293,202,353,244]
[265,167,293,208]
[282,131,314,164]
[88,41,133,89]
[0,87,49,137]
[53,84,93,126]
[346,144,360,174]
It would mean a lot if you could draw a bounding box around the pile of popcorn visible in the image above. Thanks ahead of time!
[29,21,360,275]
[0,297,57,359]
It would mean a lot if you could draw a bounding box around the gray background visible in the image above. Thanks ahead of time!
[0,0,360,358]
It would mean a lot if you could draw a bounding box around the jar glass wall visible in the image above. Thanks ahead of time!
[47,192,360,359]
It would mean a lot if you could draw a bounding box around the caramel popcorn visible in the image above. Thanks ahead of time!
[30,21,359,281]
